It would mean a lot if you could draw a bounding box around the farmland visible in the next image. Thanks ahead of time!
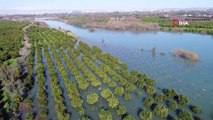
[0,20,203,120]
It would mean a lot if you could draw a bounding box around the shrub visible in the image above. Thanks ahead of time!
[39,110,47,120]
[143,97,154,108]
[175,95,189,106]
[124,93,131,101]
[91,80,101,87]
[119,79,127,86]
[136,79,145,89]
[164,89,177,98]
[129,76,138,83]
[107,96,119,108]
[145,86,155,95]
[154,94,165,103]
[78,81,89,90]
[99,109,112,120]
[82,116,91,120]
[145,79,156,86]
[191,105,201,114]
[103,77,111,84]
[135,91,142,98]
[87,92,99,105]
[153,104,168,118]
[120,63,127,70]
[114,87,124,96]
[108,81,117,88]
[101,89,113,99]
[117,105,126,116]
[71,98,83,108]
[167,100,178,110]
[125,83,136,92]
[178,110,193,120]
[131,70,140,76]
[123,115,135,120]
[25,112,34,120]
[139,109,152,120]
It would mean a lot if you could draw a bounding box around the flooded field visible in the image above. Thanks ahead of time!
[43,20,213,120]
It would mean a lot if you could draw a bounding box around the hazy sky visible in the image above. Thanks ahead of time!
[0,0,212,11]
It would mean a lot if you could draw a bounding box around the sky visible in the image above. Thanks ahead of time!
[0,0,212,11]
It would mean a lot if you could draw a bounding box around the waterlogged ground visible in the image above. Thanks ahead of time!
[41,20,213,120]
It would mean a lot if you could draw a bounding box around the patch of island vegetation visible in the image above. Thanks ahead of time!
[0,20,203,120]
[173,49,199,61]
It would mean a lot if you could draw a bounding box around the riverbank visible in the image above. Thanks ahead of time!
[59,17,213,35]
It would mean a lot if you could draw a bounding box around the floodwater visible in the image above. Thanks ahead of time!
[43,20,213,120]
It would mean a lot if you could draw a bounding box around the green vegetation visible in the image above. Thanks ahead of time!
[153,104,169,118]
[178,110,193,120]
[124,93,132,101]
[143,97,154,108]
[190,105,201,114]
[0,20,30,119]
[87,92,99,105]
[167,100,178,110]
[164,89,177,98]
[145,86,155,95]
[117,105,126,116]
[0,20,28,64]
[125,83,136,92]
[99,109,112,120]
[114,87,124,96]
[143,17,213,35]
[107,96,119,108]
[123,115,135,120]
[175,95,189,106]
[154,93,165,103]
[139,109,152,120]
[101,89,113,99]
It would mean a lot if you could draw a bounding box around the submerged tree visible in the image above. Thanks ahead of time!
[99,109,112,120]
[145,86,155,95]
[190,105,201,114]
[114,87,124,96]
[178,110,193,120]
[139,109,152,120]
[87,92,99,105]
[107,96,119,108]
[123,115,135,120]
[153,104,168,118]
[143,97,154,108]
[175,95,189,106]
[116,105,126,116]
[101,89,113,99]
[167,100,178,110]
[154,93,165,103]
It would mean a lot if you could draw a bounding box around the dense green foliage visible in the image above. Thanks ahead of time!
[190,105,201,114]
[0,20,30,119]
[116,105,126,116]
[178,110,193,120]
[0,20,28,64]
[143,17,213,34]
[143,97,154,107]
[167,100,178,110]
[153,104,169,118]
[139,109,152,120]
[99,109,112,120]
[87,92,99,104]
